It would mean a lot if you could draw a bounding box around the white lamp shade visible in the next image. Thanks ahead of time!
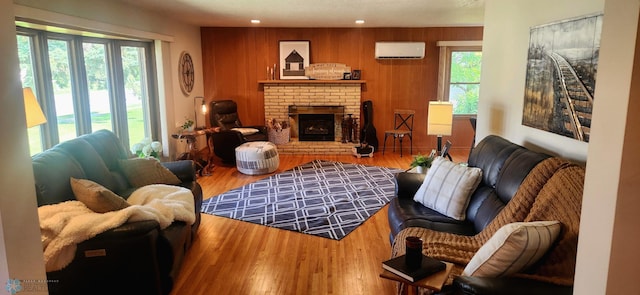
[427,101,453,136]
[23,87,47,128]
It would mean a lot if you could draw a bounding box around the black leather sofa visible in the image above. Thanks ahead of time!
[388,135,574,295]
[32,130,203,295]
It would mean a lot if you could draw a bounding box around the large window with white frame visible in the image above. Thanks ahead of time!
[437,41,482,115]
[16,26,159,155]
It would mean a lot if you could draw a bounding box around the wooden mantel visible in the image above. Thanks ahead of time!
[258,80,366,85]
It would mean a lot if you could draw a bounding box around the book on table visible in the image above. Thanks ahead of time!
[382,255,446,282]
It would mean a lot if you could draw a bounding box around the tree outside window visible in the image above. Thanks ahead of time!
[449,51,482,114]
[436,42,482,115]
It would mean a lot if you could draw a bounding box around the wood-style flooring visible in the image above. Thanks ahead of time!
[170,149,469,295]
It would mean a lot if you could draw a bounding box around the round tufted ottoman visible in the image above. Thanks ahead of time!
[235,141,280,175]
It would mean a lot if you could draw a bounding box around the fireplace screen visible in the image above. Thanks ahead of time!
[298,114,334,141]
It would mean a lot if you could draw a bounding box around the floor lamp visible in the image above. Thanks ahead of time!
[24,87,47,155]
[23,87,47,128]
[427,101,453,156]
[194,96,207,129]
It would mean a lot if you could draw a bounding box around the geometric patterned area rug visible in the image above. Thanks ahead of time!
[201,159,403,240]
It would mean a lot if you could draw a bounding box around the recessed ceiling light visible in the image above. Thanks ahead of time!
[355,20,365,24]
[251,19,261,24]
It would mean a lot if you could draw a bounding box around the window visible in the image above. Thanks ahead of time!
[16,27,158,155]
[437,42,482,115]
[120,44,153,145]
[47,37,77,143]
[83,41,113,133]
[17,34,44,154]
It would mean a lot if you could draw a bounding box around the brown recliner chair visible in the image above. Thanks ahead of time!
[209,99,268,163]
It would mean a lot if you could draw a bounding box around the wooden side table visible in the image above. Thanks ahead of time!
[172,129,216,176]
[380,261,453,295]
[201,127,220,175]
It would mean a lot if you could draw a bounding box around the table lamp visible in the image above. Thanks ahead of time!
[427,101,453,156]
[23,87,47,128]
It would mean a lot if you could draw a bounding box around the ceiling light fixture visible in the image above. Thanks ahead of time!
[355,20,365,24]
[251,19,261,24]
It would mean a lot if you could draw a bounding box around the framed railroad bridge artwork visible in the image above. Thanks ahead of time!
[522,13,603,142]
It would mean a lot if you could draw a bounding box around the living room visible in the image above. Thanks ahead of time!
[2,0,639,294]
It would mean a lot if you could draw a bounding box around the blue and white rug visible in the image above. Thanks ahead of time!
[201,159,402,240]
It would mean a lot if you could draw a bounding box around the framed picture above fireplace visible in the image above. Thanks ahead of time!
[279,40,310,79]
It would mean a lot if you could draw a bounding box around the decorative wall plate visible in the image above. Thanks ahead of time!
[178,51,195,96]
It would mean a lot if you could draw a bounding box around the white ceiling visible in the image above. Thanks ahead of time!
[117,0,485,27]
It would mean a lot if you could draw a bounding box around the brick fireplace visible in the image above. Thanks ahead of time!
[262,81,364,154]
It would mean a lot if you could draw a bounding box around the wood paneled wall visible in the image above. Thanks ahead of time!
[201,27,482,153]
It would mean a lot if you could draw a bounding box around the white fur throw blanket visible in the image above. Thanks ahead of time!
[39,184,195,272]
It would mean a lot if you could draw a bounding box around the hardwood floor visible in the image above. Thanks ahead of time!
[170,149,469,295]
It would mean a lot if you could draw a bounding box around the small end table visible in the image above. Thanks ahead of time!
[380,261,453,295]
[172,128,219,176]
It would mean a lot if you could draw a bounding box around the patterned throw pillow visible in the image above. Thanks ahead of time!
[70,177,130,213]
[462,221,562,277]
[413,157,482,220]
[118,158,181,187]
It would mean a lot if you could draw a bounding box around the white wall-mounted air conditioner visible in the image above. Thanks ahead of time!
[375,42,425,59]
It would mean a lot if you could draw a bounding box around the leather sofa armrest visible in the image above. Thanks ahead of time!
[395,172,426,199]
[449,276,573,295]
[87,220,160,241]
[162,160,196,182]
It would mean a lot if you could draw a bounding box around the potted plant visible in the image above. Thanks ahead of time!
[182,118,194,132]
[410,153,434,173]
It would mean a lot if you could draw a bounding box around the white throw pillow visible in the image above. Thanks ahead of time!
[231,127,260,136]
[413,157,482,220]
[462,221,562,277]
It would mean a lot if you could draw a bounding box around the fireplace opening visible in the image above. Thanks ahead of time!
[299,114,334,141]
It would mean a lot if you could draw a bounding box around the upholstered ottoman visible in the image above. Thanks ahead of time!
[235,141,280,175]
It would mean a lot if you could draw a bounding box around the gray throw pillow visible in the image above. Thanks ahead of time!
[118,158,181,187]
[70,177,130,213]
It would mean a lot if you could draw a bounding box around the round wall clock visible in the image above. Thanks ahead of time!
[178,51,195,96]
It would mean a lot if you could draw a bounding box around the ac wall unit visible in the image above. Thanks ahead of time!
[375,42,425,59]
